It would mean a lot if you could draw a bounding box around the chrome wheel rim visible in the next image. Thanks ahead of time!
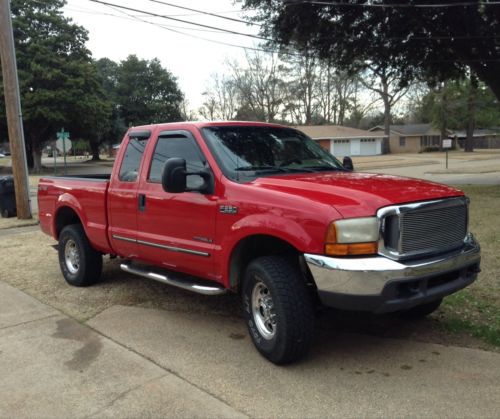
[251,280,277,340]
[64,239,80,274]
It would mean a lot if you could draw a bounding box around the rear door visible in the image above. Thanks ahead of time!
[107,131,150,258]
[135,129,218,279]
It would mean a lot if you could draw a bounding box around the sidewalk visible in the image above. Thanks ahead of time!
[0,281,246,418]
[1,280,499,418]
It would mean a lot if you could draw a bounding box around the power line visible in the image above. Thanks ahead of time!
[103,4,500,63]
[143,0,260,26]
[86,0,271,42]
[82,0,500,48]
[75,1,499,63]
[65,6,241,33]
[66,0,256,18]
[103,3,300,57]
[286,1,500,7]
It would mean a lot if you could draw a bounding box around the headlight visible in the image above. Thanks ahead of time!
[325,217,379,256]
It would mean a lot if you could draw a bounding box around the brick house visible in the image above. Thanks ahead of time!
[369,123,445,153]
[296,125,386,157]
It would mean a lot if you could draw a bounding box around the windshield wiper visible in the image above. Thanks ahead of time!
[234,165,287,173]
[279,167,317,173]
[304,165,342,172]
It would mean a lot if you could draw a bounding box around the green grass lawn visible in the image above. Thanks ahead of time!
[440,185,500,347]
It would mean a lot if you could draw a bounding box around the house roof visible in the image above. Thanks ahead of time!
[296,125,384,139]
[452,129,499,138]
[370,123,441,136]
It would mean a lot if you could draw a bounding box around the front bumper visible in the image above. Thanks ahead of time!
[304,234,481,313]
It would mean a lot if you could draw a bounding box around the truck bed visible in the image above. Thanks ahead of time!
[38,175,112,253]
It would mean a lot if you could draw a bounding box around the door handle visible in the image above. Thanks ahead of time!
[138,194,146,212]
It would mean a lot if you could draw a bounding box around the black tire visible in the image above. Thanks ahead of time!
[399,298,443,319]
[58,224,102,287]
[242,255,315,364]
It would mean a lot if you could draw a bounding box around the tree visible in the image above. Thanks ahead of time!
[69,61,112,160]
[359,64,409,151]
[199,73,238,121]
[180,99,197,121]
[242,1,500,100]
[281,53,318,125]
[0,0,111,171]
[116,55,183,127]
[229,51,288,123]
[95,58,126,158]
[415,78,500,151]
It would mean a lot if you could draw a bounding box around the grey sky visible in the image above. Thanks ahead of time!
[63,0,260,110]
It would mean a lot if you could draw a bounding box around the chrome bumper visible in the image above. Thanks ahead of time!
[304,234,481,312]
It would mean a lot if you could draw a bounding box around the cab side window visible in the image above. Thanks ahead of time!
[149,135,205,189]
[119,138,148,182]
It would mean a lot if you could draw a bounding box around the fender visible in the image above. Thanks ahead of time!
[54,193,112,254]
[218,213,325,287]
[53,193,86,236]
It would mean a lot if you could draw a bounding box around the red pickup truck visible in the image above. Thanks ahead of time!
[38,121,481,364]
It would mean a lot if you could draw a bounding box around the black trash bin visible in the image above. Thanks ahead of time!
[0,175,17,218]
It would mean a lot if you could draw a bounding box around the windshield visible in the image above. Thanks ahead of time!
[202,125,344,182]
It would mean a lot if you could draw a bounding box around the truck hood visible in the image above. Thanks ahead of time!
[250,172,463,218]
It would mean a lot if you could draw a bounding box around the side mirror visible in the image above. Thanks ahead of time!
[161,158,213,194]
[343,156,354,171]
[162,158,187,193]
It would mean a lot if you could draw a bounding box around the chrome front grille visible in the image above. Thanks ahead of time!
[378,197,468,260]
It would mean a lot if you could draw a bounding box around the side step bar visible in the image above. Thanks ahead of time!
[120,263,227,296]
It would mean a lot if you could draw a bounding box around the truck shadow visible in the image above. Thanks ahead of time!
[102,257,441,355]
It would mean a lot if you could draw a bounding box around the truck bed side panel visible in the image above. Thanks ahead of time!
[38,177,113,254]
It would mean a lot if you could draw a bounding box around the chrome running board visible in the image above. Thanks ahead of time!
[120,263,227,296]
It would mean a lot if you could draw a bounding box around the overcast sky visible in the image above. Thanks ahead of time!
[63,0,261,111]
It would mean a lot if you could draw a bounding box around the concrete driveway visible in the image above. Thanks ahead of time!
[1,279,499,418]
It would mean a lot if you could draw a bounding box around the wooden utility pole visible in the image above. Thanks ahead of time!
[0,0,32,219]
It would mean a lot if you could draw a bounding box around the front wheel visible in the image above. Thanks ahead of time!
[58,224,102,287]
[242,256,315,364]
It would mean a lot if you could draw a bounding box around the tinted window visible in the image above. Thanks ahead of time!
[202,126,344,182]
[149,135,205,189]
[119,138,148,182]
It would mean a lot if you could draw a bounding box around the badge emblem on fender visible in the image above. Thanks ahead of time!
[219,205,238,215]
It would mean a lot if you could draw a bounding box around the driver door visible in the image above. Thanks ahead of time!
[136,130,217,279]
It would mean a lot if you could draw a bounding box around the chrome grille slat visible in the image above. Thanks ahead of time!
[378,198,468,260]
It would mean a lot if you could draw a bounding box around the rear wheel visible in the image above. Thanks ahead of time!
[242,255,315,364]
[58,224,102,287]
[399,298,443,319]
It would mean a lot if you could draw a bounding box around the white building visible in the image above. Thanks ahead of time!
[296,125,386,157]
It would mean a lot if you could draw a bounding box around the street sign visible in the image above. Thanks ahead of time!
[56,129,71,152]
[56,137,71,153]
[56,130,70,140]
[442,139,452,149]
[55,128,70,175]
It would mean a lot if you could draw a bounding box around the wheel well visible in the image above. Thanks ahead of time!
[55,207,82,238]
[229,234,311,291]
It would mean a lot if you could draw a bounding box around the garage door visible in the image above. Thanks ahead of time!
[332,139,351,157]
[360,138,378,155]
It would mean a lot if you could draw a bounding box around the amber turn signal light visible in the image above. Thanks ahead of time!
[325,242,378,256]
